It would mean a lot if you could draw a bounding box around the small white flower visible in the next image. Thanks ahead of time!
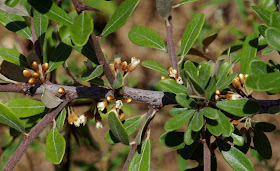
[231,94,242,100]
[131,57,140,67]
[176,77,183,85]
[96,121,103,129]
[116,100,123,109]
[169,68,178,78]
[97,101,106,111]
[74,118,81,127]
[79,114,87,126]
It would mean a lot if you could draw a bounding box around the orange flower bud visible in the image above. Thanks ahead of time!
[109,63,115,73]
[231,120,239,126]
[32,72,40,79]
[57,87,65,94]
[215,90,221,95]
[161,76,167,80]
[122,61,128,72]
[28,78,37,85]
[23,70,32,78]
[106,95,114,102]
[31,61,39,71]
[42,63,49,72]
[125,97,132,103]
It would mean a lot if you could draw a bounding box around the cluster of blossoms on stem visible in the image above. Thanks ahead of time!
[232,73,252,97]
[161,67,183,85]
[109,56,140,78]
[23,61,49,85]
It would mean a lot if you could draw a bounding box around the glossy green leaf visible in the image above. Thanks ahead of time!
[175,93,196,108]
[261,47,274,55]
[5,0,20,7]
[240,33,258,74]
[34,9,49,46]
[105,116,142,144]
[129,26,166,50]
[6,99,45,118]
[174,0,198,8]
[184,61,198,81]
[0,10,32,39]
[260,0,277,11]
[0,48,29,68]
[0,0,29,16]
[156,0,174,19]
[230,128,244,146]
[81,65,103,82]
[265,27,280,51]
[245,72,280,92]
[0,102,24,133]
[164,110,194,131]
[217,139,254,171]
[28,0,74,26]
[253,121,276,132]
[142,60,168,75]
[217,61,231,81]
[56,108,66,130]
[70,12,93,46]
[186,70,205,95]
[48,42,72,72]
[258,24,268,37]
[190,111,203,132]
[108,110,129,145]
[73,41,98,64]
[184,122,198,145]
[201,107,218,119]
[169,105,189,116]
[46,127,66,164]
[128,138,150,171]
[102,0,140,36]
[216,99,260,117]
[251,6,271,25]
[198,62,211,88]
[249,60,273,75]
[253,130,272,159]
[160,131,185,149]
[181,13,204,57]
[206,119,222,136]
[113,72,124,89]
[216,73,237,91]
[159,78,188,94]
[270,12,280,30]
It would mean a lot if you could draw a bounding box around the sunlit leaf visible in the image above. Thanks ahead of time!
[265,27,280,52]
[0,0,29,16]
[159,78,187,94]
[142,60,168,75]
[81,65,103,82]
[48,42,72,72]
[56,108,66,130]
[34,9,49,46]
[113,72,124,89]
[251,6,271,25]
[164,109,194,131]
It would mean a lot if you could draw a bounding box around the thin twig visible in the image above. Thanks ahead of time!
[3,100,70,171]
[165,15,179,72]
[203,127,211,171]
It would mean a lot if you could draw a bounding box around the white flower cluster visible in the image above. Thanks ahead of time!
[74,114,87,127]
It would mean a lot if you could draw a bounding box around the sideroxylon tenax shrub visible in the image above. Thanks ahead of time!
[0,0,279,170]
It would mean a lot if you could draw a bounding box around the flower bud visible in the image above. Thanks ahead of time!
[231,120,239,126]
[57,87,65,94]
[23,70,32,78]
[32,72,40,79]
[215,90,221,95]
[161,76,167,80]
[176,77,183,85]
[125,97,132,103]
[225,93,241,100]
[128,57,140,72]
[109,63,115,73]
[96,121,103,129]
[97,101,108,111]
[116,100,123,109]
[106,95,114,102]
[233,77,241,88]
[239,74,245,84]
[114,57,121,69]
[168,67,178,78]
[79,114,87,126]
[28,78,37,85]
[122,61,128,72]
[42,63,49,72]
[119,111,125,120]
[31,61,39,71]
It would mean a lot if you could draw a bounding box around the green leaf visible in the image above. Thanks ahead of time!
[70,12,93,46]
[175,93,196,108]
[240,33,258,74]
[105,116,142,144]
[0,102,24,133]
[156,0,174,19]
[160,131,185,149]
[169,105,189,116]
[261,47,274,55]
[245,72,280,92]
[73,41,98,64]
[206,119,222,136]
[270,12,280,30]
[198,62,211,88]
[28,0,74,26]
[129,26,166,50]
[113,72,124,89]
[102,0,140,36]
[249,60,273,75]
[0,10,32,39]
[184,61,198,81]
[164,110,195,131]
[201,107,218,119]
[217,139,254,171]
[216,73,237,91]
[56,108,66,130]
[253,129,272,159]
[128,138,150,171]
[5,0,20,7]
[159,78,187,94]
[46,127,66,164]
[230,128,244,146]
[48,42,72,72]
[34,9,49,46]
[80,65,103,82]
[251,6,271,25]
[258,24,268,37]
[265,27,280,51]
[181,13,204,57]
[108,110,129,145]
[253,121,276,132]
[142,60,168,75]
[190,111,203,132]
[184,122,198,145]
[0,1,29,16]
[217,61,231,81]
[6,99,45,118]
[0,48,29,68]
[174,0,198,8]
[216,99,260,117]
